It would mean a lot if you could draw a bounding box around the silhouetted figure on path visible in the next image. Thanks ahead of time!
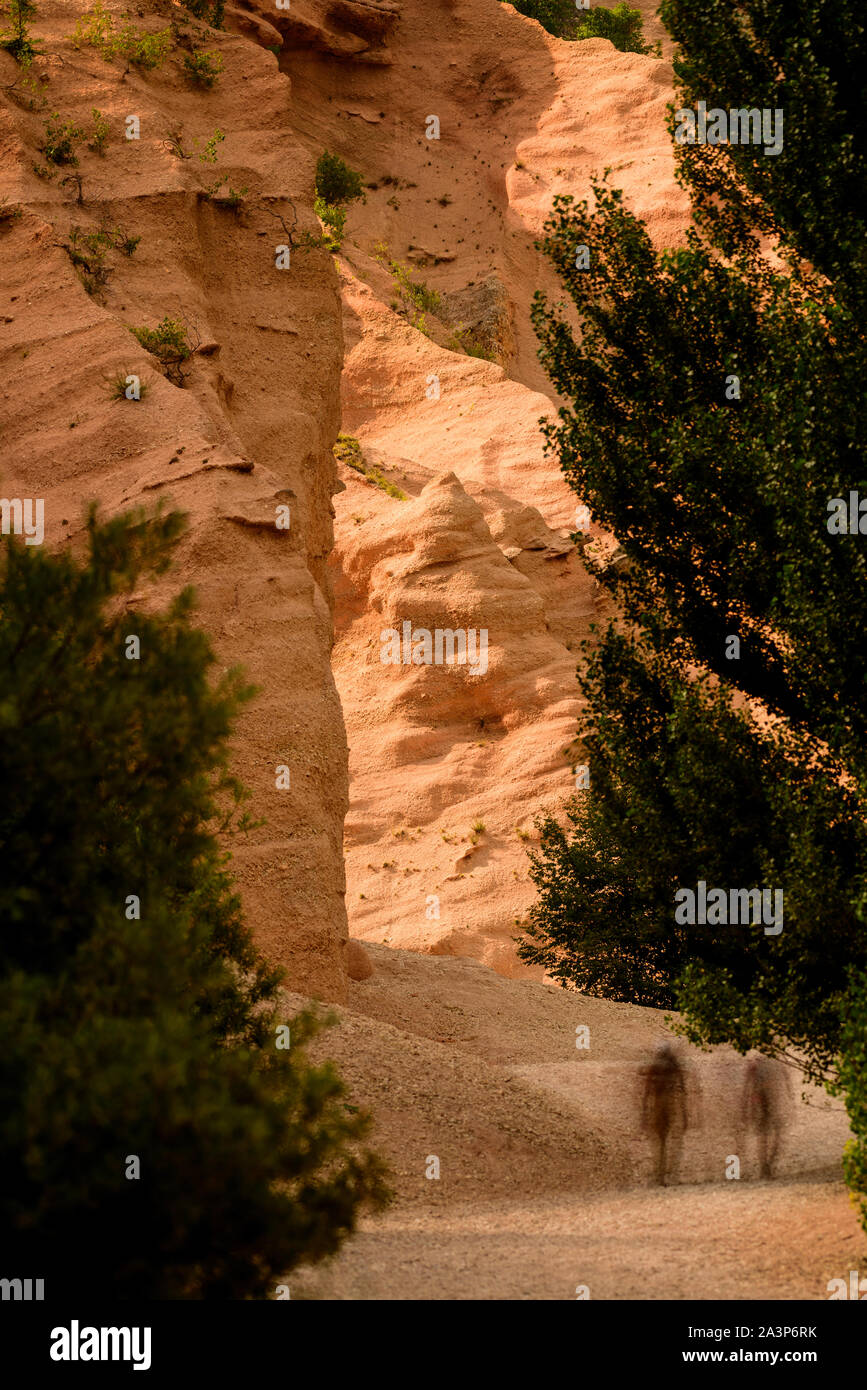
[740,1053,794,1179]
[640,1042,690,1186]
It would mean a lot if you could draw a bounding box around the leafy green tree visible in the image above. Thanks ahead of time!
[523,0,867,1121]
[503,0,579,39]
[575,4,657,54]
[523,626,867,1078]
[501,0,654,48]
[664,0,867,309]
[0,508,389,1297]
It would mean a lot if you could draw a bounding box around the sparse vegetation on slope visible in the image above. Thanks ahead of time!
[0,196,22,224]
[374,242,443,335]
[334,434,407,500]
[88,106,109,154]
[106,366,150,402]
[446,323,498,361]
[40,113,84,166]
[73,3,172,69]
[183,49,223,88]
[63,224,135,296]
[181,0,225,25]
[0,0,38,62]
[132,315,195,386]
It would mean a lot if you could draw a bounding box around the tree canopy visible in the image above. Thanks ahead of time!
[523,0,867,1170]
[0,507,389,1298]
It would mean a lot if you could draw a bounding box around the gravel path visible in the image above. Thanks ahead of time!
[286,945,865,1300]
[294,1182,862,1300]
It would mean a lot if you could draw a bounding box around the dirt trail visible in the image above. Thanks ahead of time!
[288,944,864,1299]
[293,1184,861,1301]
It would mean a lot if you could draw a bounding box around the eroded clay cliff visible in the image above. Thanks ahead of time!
[252,0,689,974]
[0,0,349,998]
[1,0,689,991]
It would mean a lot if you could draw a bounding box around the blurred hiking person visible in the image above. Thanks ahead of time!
[741,1052,794,1179]
[639,1041,690,1186]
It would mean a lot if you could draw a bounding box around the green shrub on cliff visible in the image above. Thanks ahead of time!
[41,113,85,166]
[182,0,225,25]
[73,3,171,69]
[183,49,224,88]
[132,315,194,386]
[315,150,364,207]
[313,151,364,250]
[0,0,38,62]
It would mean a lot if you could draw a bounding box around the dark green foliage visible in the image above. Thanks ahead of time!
[522,628,867,1077]
[313,152,364,251]
[525,0,867,1123]
[314,150,364,208]
[834,975,867,1229]
[661,0,867,312]
[503,0,579,39]
[182,0,225,24]
[132,316,194,386]
[576,3,656,53]
[0,509,390,1297]
[41,113,85,166]
[502,0,654,47]
[532,180,867,765]
[183,49,223,87]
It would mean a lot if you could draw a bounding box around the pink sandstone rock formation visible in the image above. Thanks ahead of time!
[251,0,689,973]
[1,0,689,991]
